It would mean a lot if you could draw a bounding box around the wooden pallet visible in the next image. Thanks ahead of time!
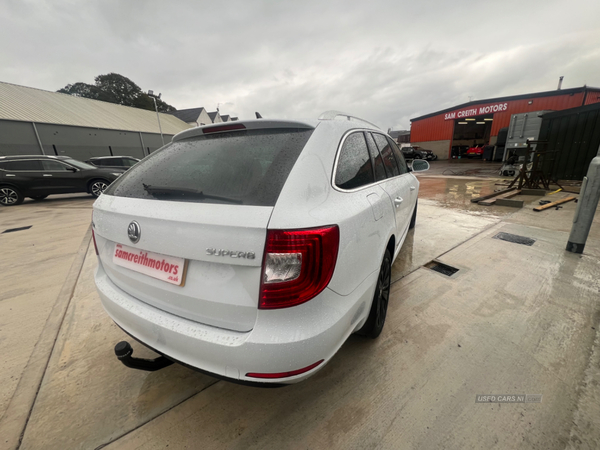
[479,190,522,206]
[533,196,576,211]
[470,188,516,203]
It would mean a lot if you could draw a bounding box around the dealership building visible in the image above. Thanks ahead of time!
[410,86,600,160]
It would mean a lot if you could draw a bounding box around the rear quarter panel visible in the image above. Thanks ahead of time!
[269,122,395,297]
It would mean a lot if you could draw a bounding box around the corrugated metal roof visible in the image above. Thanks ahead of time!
[0,81,191,134]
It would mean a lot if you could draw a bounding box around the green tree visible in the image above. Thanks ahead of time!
[57,73,176,112]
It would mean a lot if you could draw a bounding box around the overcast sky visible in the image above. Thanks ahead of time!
[2,0,599,131]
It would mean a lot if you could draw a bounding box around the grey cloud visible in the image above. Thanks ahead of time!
[1,0,599,131]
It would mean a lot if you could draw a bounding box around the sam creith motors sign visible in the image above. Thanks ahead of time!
[445,102,509,120]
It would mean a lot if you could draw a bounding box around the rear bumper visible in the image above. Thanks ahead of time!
[95,261,377,384]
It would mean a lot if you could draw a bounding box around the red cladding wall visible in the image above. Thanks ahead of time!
[411,90,600,143]
[584,89,600,105]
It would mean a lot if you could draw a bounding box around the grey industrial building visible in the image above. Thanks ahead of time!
[0,81,192,160]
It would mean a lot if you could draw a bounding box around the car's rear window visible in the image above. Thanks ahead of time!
[104,128,313,206]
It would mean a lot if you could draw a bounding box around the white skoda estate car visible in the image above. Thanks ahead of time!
[92,111,428,385]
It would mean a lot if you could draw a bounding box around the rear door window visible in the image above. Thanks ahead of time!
[1,160,44,171]
[105,128,313,206]
[364,133,387,181]
[334,132,374,190]
[387,137,408,174]
[373,133,400,177]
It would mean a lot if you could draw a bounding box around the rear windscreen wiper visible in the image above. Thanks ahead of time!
[142,184,243,204]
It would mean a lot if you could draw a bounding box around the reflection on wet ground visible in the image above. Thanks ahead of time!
[419,159,503,177]
[417,177,514,218]
[389,179,508,283]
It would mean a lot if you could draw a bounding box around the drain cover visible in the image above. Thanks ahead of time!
[425,260,459,276]
[2,225,32,234]
[493,232,535,246]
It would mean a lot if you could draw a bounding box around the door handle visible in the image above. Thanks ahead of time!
[43,174,53,177]
[394,197,403,208]
[410,186,416,191]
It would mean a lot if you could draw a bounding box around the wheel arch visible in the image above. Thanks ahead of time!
[0,181,22,190]
[87,178,110,194]
[386,234,395,260]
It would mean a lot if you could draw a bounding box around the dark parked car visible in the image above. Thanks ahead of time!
[412,146,437,161]
[85,156,140,170]
[0,155,122,206]
[401,146,437,161]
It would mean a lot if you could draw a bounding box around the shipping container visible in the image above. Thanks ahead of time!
[538,103,600,181]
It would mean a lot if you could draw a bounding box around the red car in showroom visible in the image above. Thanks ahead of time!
[466,144,485,158]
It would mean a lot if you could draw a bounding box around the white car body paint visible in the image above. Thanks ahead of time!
[93,114,424,384]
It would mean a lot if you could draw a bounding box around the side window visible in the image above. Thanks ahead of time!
[93,159,106,166]
[387,137,408,174]
[3,160,44,170]
[373,133,400,177]
[124,158,138,167]
[334,132,374,190]
[364,133,387,181]
[42,160,71,171]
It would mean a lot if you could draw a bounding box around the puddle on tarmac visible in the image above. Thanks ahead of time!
[417,178,514,219]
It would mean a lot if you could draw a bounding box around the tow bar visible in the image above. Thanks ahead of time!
[114,341,174,372]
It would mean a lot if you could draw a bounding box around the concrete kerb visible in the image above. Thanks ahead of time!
[0,225,92,450]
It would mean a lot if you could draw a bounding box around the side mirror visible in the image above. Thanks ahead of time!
[411,159,430,172]
[67,167,78,172]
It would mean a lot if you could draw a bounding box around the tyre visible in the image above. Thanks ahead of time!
[0,186,24,206]
[89,179,109,198]
[357,248,392,339]
[409,201,417,230]
[30,195,48,201]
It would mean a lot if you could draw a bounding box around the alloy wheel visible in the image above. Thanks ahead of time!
[375,256,391,329]
[91,181,108,197]
[0,187,19,205]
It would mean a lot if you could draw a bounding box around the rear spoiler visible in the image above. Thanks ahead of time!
[173,119,316,142]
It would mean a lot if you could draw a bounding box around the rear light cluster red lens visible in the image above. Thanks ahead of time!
[202,123,246,134]
[246,359,324,379]
[259,225,339,309]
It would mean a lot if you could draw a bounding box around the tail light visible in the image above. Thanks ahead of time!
[259,225,339,309]
[202,123,246,134]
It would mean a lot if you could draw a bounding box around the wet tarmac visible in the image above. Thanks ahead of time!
[417,177,514,218]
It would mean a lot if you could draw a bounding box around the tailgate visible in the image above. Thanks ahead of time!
[93,195,271,332]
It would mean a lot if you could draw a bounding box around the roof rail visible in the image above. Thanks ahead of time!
[318,110,380,129]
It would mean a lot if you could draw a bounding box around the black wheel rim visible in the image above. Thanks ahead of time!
[375,257,391,329]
